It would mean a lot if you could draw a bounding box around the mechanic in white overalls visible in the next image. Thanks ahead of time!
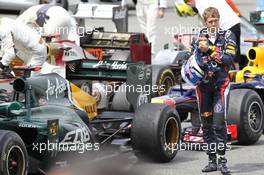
[136,0,168,57]
[16,4,79,44]
[0,18,47,76]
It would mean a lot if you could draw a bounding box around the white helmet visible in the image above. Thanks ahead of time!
[181,54,204,85]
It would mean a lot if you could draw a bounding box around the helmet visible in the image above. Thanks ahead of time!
[181,54,204,85]
[175,0,197,17]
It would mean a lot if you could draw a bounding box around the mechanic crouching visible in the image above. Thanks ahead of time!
[190,7,237,174]
[0,18,47,77]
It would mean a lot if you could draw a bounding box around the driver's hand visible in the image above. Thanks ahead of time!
[198,36,209,53]
[207,71,214,78]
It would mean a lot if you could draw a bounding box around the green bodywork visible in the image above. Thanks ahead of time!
[0,73,93,171]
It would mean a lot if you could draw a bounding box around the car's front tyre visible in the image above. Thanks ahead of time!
[0,130,28,175]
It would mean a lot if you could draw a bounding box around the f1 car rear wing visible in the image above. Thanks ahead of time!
[66,60,152,110]
[66,59,128,81]
[73,3,128,32]
[80,31,151,65]
[81,31,131,50]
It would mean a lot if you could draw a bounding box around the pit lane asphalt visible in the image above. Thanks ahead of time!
[78,0,264,175]
[69,0,264,174]
[1,0,264,174]
[131,122,264,175]
[129,0,264,175]
[125,1,264,174]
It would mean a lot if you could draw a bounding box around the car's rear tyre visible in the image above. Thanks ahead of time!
[40,0,68,10]
[153,67,176,97]
[227,89,264,145]
[131,103,181,162]
[0,130,28,175]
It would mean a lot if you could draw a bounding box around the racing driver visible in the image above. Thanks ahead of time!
[190,7,237,174]
[183,0,241,70]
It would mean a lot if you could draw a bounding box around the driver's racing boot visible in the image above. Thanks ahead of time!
[202,154,217,172]
[218,156,231,174]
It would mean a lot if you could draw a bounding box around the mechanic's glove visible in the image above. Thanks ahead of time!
[0,62,6,70]
[0,62,13,79]
[0,62,10,71]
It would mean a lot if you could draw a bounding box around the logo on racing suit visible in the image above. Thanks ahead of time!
[214,102,223,113]
[49,121,59,136]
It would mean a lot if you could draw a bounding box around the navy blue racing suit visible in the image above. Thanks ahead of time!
[191,28,237,155]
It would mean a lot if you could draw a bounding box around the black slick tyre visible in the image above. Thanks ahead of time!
[0,130,28,175]
[131,103,181,162]
[227,89,264,145]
